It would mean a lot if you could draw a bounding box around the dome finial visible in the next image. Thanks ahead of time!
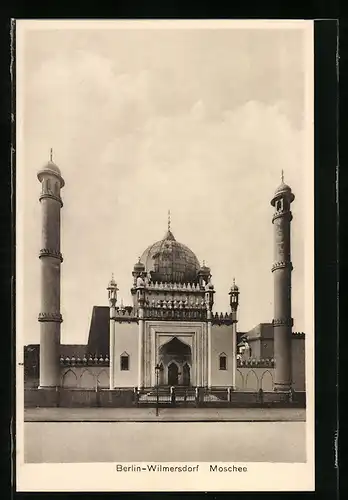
[203,259,205,266]
[50,148,53,162]
[281,169,284,183]
[168,209,171,231]
[233,277,235,286]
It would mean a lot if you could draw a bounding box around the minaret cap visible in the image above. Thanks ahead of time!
[230,277,239,292]
[37,148,65,187]
[271,170,294,206]
[133,257,145,272]
[107,273,118,289]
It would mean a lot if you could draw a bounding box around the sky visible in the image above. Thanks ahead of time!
[17,21,312,346]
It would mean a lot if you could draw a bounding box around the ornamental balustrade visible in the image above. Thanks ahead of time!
[144,281,204,292]
[144,297,207,309]
[60,355,110,366]
[143,307,207,321]
[237,358,275,368]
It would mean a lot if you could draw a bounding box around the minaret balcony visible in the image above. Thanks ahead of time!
[39,249,63,262]
[38,312,63,323]
[271,261,293,272]
[39,192,63,207]
[272,317,294,327]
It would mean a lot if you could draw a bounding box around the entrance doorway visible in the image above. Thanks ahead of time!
[183,363,190,386]
[168,362,179,386]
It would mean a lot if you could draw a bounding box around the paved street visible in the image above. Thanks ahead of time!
[24,420,306,463]
[24,407,306,422]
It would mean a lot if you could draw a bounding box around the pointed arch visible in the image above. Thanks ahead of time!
[260,370,274,391]
[219,352,227,370]
[62,369,78,388]
[236,369,244,390]
[183,362,191,386]
[245,369,259,391]
[168,361,179,386]
[97,369,109,388]
[120,352,129,371]
[79,368,96,389]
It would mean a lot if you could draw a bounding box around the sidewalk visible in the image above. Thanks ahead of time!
[24,407,306,422]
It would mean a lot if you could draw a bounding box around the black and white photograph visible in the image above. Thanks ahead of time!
[16,19,314,492]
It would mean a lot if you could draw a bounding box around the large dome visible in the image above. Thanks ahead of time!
[140,229,200,284]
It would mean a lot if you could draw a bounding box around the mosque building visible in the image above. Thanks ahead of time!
[25,154,305,400]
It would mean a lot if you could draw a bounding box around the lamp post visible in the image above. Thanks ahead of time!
[107,274,118,390]
[155,363,162,416]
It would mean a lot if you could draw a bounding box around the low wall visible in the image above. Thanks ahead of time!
[236,367,275,391]
[24,387,306,408]
[60,366,109,389]
[24,388,136,408]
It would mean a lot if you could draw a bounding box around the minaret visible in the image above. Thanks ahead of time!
[107,274,118,390]
[205,278,215,389]
[229,278,239,390]
[37,150,64,388]
[271,172,295,392]
[136,274,146,389]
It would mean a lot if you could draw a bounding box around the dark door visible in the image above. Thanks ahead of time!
[183,363,190,386]
[168,363,179,386]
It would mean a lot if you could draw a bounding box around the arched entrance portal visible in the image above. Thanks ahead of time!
[159,337,192,386]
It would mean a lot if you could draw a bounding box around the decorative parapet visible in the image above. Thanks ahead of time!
[271,261,293,272]
[212,312,235,325]
[39,248,63,262]
[112,308,138,323]
[237,358,275,368]
[272,317,294,327]
[143,281,204,292]
[60,354,110,366]
[292,331,305,338]
[38,312,63,323]
[143,307,207,321]
[145,297,207,309]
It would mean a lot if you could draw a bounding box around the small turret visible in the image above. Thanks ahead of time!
[132,257,145,287]
[204,277,215,310]
[198,260,211,287]
[107,273,118,308]
[229,278,239,322]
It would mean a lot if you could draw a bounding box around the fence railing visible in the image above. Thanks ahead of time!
[24,386,306,408]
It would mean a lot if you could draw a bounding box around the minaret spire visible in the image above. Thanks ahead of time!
[281,169,284,183]
[168,209,171,231]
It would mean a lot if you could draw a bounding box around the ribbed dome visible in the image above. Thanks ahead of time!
[140,229,200,283]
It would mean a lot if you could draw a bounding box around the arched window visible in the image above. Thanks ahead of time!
[276,199,282,211]
[219,353,227,370]
[120,352,129,371]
